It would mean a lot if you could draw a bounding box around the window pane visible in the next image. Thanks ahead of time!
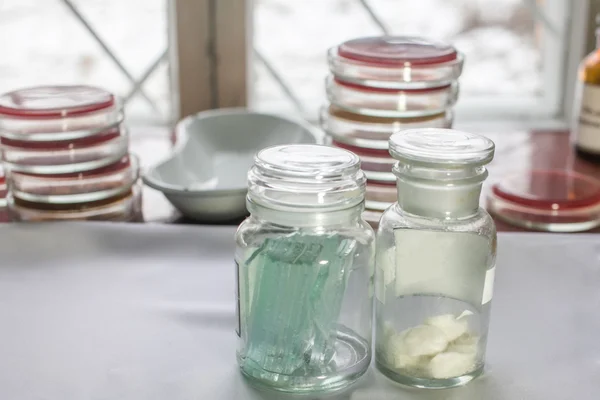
[252,0,551,118]
[0,0,170,124]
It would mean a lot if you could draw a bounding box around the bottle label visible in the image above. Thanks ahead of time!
[576,83,600,152]
[482,266,495,305]
[392,229,491,306]
[235,260,241,337]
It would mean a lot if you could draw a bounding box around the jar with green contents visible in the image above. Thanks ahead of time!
[375,129,496,389]
[235,144,375,393]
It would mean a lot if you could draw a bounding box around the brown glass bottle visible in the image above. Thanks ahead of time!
[574,21,600,161]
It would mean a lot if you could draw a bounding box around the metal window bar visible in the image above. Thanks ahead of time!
[357,0,389,35]
[60,0,166,113]
[254,49,306,114]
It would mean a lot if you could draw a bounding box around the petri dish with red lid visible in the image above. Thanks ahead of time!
[321,106,452,150]
[0,168,7,222]
[328,36,464,89]
[0,168,6,199]
[487,169,600,232]
[10,155,139,204]
[1,126,128,174]
[9,183,142,222]
[0,85,123,141]
[326,75,459,117]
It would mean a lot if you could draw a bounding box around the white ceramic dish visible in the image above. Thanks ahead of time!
[143,109,322,222]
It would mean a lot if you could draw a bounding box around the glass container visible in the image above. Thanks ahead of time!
[328,36,464,90]
[363,209,383,229]
[366,182,396,211]
[235,144,375,393]
[0,85,123,142]
[572,16,600,161]
[321,106,452,151]
[331,141,395,182]
[487,169,600,232]
[375,129,496,389]
[9,156,138,204]
[10,183,142,222]
[326,76,458,118]
[1,126,128,174]
[0,168,7,222]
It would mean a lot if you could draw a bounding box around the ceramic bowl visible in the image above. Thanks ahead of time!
[143,109,322,222]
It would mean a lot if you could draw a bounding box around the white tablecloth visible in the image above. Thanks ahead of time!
[0,224,598,400]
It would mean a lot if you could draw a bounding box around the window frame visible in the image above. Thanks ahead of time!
[169,0,250,121]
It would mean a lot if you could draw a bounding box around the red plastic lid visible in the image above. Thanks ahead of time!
[0,85,115,118]
[0,127,121,150]
[331,140,390,157]
[492,169,600,211]
[338,36,458,67]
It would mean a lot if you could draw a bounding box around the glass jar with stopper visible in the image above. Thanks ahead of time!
[375,128,497,388]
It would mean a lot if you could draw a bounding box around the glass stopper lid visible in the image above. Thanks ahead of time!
[254,144,361,179]
[389,128,495,166]
[338,36,458,66]
[0,85,115,118]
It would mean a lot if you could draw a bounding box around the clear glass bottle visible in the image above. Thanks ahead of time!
[235,144,375,393]
[374,129,496,389]
[572,15,600,161]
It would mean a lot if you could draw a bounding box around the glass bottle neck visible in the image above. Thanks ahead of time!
[247,199,364,228]
[393,164,487,219]
[396,178,483,218]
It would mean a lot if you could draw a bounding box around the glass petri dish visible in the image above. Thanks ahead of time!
[366,182,397,211]
[328,36,464,89]
[0,168,6,198]
[321,106,453,150]
[1,126,129,174]
[9,182,143,222]
[0,85,123,141]
[487,169,600,232]
[331,140,396,182]
[10,155,139,204]
[326,75,458,118]
[0,168,7,221]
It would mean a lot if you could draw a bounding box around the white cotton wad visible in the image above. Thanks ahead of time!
[429,351,477,379]
[382,312,479,380]
[425,314,468,342]
[386,330,426,370]
[448,334,479,354]
[401,325,449,357]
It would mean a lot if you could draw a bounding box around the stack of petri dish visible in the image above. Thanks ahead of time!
[0,85,142,222]
[0,167,7,222]
[321,36,463,226]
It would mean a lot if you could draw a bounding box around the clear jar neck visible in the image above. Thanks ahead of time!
[247,198,364,228]
[394,164,487,219]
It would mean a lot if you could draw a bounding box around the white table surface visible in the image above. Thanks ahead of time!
[0,224,598,400]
